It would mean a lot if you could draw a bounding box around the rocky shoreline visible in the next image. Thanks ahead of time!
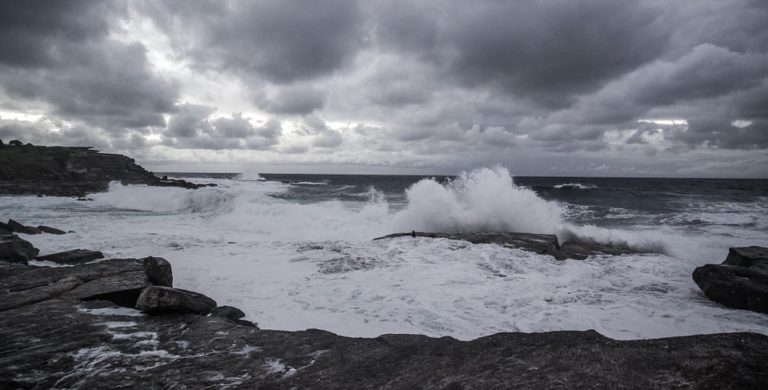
[374,231,655,260]
[2,221,768,388]
[0,141,210,197]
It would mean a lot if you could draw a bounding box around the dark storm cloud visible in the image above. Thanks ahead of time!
[385,0,670,109]
[0,1,179,130]
[163,103,282,150]
[671,118,768,150]
[1,0,767,175]
[262,86,326,115]
[143,0,363,84]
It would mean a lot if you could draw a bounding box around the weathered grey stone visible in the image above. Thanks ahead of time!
[0,257,173,310]
[1,296,768,389]
[724,246,768,272]
[211,305,246,320]
[374,231,652,260]
[136,286,217,315]
[36,249,104,265]
[693,247,768,315]
[0,234,39,264]
[2,253,768,388]
[7,219,41,235]
[37,225,67,235]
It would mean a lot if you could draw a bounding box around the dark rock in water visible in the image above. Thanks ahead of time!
[7,219,41,234]
[724,246,768,271]
[374,232,650,260]
[136,286,217,315]
[693,246,768,314]
[36,249,104,265]
[0,234,39,264]
[212,305,246,320]
[2,253,768,388]
[37,225,67,235]
[0,143,213,196]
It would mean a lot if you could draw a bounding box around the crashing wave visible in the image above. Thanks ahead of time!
[553,183,598,190]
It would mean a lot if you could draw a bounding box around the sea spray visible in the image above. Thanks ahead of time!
[91,182,234,214]
[394,166,565,234]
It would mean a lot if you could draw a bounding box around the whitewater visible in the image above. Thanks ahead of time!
[2,167,767,340]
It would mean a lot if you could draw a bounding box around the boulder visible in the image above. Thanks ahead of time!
[0,234,39,264]
[693,246,768,314]
[7,219,41,235]
[211,305,246,320]
[136,286,217,315]
[37,225,66,235]
[36,249,104,265]
[724,246,768,271]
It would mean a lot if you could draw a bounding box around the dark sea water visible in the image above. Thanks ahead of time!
[165,172,768,234]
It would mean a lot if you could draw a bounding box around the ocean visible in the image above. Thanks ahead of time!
[2,167,767,340]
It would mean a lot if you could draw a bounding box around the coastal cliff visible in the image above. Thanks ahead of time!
[0,141,206,196]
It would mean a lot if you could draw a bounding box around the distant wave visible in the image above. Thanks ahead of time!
[553,183,598,190]
[293,181,329,186]
[235,172,266,181]
[93,182,234,214]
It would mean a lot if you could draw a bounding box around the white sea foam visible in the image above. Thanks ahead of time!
[3,167,768,342]
[395,167,564,234]
[293,181,329,186]
[236,171,266,181]
[553,183,598,190]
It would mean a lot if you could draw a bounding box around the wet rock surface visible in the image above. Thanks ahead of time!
[0,233,39,264]
[693,246,768,314]
[37,225,67,235]
[374,231,651,260]
[0,143,209,197]
[6,219,41,234]
[36,249,105,265]
[136,286,217,315]
[1,242,767,388]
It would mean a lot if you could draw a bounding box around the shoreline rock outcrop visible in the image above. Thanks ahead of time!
[374,231,651,260]
[0,143,212,197]
[693,246,768,314]
[2,237,768,387]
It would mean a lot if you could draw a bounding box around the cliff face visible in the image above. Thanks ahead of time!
[0,143,204,196]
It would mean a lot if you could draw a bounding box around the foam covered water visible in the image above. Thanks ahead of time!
[2,168,767,340]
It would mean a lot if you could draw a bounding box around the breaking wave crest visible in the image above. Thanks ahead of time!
[553,183,598,190]
[92,183,234,214]
[235,171,265,181]
[394,167,565,234]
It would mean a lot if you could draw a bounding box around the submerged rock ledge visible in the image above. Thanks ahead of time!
[0,142,210,197]
[374,231,651,260]
[2,236,768,388]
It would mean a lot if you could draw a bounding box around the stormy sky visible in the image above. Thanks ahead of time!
[1,1,767,177]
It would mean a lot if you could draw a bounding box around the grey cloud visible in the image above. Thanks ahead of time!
[263,86,325,115]
[167,104,215,138]
[672,118,768,150]
[145,0,363,84]
[0,2,179,130]
[163,104,282,150]
[437,0,669,108]
[312,130,343,148]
